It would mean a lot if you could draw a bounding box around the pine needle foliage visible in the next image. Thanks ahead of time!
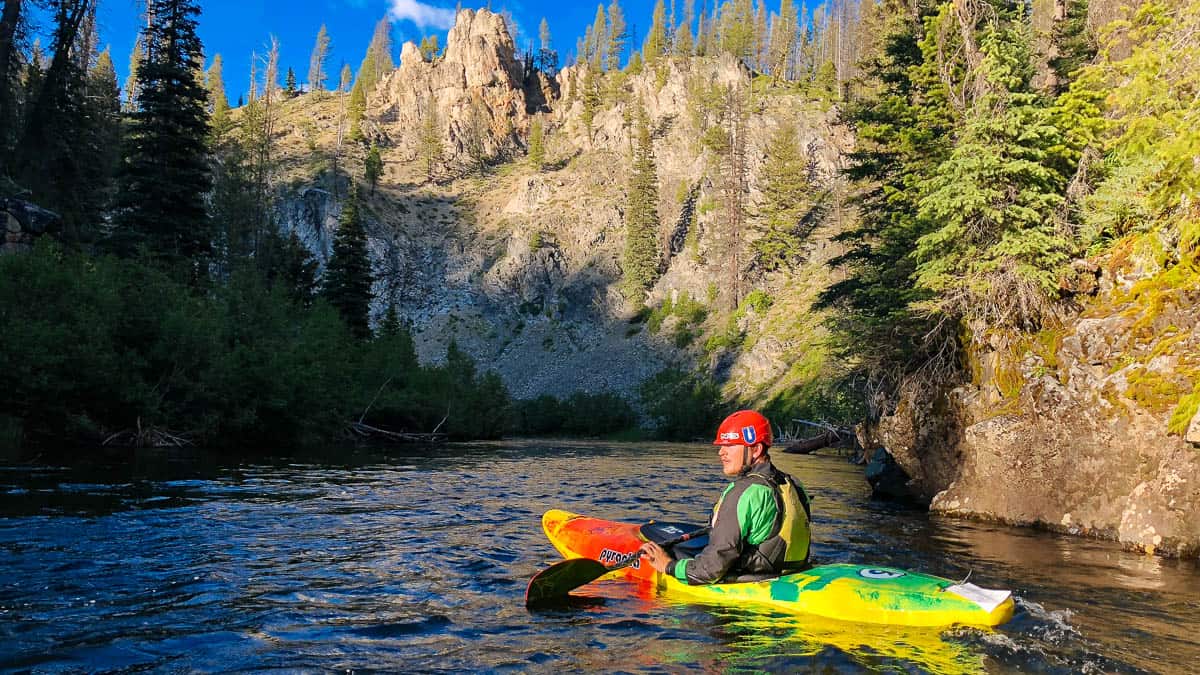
[322,188,374,338]
[622,102,661,300]
[112,0,212,274]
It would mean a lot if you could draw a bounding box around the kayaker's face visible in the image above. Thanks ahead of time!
[719,444,748,476]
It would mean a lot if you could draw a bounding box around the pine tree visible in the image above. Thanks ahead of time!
[15,0,92,232]
[284,67,298,97]
[912,6,1070,328]
[674,0,695,57]
[206,54,231,136]
[622,101,660,300]
[536,18,558,75]
[112,0,212,273]
[754,120,813,270]
[528,115,546,170]
[589,5,607,70]
[308,24,330,93]
[274,229,318,307]
[607,0,627,71]
[0,0,24,161]
[644,0,668,63]
[322,188,374,338]
[417,96,443,183]
[364,142,382,194]
[819,0,949,379]
[419,35,440,61]
[123,38,142,112]
[347,77,366,140]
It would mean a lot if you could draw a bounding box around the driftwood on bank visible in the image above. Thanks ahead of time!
[779,419,852,455]
[102,418,192,448]
[347,421,446,444]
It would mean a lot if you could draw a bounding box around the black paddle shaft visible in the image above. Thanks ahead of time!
[525,525,711,607]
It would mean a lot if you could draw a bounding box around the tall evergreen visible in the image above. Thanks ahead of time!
[364,142,382,194]
[308,24,330,93]
[622,102,660,300]
[0,0,24,163]
[112,0,212,273]
[644,0,668,63]
[15,0,91,232]
[322,188,374,338]
[206,54,231,136]
[819,0,948,383]
[607,1,627,71]
[754,120,814,270]
[527,116,546,170]
[911,3,1070,328]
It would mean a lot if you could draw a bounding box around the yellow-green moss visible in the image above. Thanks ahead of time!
[1168,387,1200,435]
[1124,367,1187,411]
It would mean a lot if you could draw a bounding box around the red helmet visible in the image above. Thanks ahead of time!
[713,410,772,448]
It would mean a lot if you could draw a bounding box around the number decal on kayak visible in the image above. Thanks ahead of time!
[598,548,640,568]
[859,568,906,580]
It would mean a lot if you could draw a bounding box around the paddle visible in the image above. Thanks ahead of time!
[525,525,710,607]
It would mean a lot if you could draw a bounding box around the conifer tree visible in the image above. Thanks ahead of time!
[417,96,443,183]
[322,188,374,338]
[912,5,1070,328]
[112,0,212,272]
[820,0,949,378]
[308,24,330,93]
[123,38,142,112]
[644,0,668,63]
[754,120,813,270]
[285,67,298,97]
[580,66,601,137]
[206,54,231,136]
[364,142,382,194]
[536,18,558,75]
[274,229,319,307]
[15,0,91,230]
[589,5,607,70]
[622,101,660,300]
[528,116,546,170]
[674,0,695,57]
[607,0,627,71]
[0,0,23,160]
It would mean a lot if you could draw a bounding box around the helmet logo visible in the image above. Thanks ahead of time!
[742,425,757,444]
[718,431,741,441]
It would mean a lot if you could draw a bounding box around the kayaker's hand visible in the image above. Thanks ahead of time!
[638,542,671,573]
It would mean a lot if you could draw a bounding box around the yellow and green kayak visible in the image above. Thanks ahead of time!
[541,509,1014,628]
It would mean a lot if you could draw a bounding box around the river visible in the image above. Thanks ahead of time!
[1,441,1196,673]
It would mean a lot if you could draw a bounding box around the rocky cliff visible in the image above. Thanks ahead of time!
[268,8,850,405]
[872,242,1200,556]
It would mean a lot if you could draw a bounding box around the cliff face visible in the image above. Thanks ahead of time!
[269,8,851,405]
[874,244,1200,556]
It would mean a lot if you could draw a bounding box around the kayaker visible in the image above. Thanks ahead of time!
[638,409,811,584]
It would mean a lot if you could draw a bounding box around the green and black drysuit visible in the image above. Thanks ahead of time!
[666,458,811,584]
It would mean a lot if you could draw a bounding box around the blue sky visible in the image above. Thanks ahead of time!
[73,0,679,104]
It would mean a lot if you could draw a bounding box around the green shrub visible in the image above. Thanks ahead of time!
[639,367,724,441]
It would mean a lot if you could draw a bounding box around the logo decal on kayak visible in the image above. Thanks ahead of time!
[598,548,640,568]
[859,568,905,580]
[741,426,757,444]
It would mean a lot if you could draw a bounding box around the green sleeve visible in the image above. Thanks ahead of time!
[737,483,778,545]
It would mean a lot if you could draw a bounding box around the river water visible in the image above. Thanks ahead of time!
[1,441,1196,673]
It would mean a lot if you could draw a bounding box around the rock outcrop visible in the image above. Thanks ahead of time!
[870,257,1200,557]
[370,8,528,169]
[1,198,59,255]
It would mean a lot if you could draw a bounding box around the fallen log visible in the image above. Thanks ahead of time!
[782,430,837,454]
[348,421,446,444]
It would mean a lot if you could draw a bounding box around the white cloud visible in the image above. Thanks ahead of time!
[388,1,457,30]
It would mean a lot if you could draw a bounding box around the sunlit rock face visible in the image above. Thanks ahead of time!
[871,273,1200,558]
[371,8,529,171]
